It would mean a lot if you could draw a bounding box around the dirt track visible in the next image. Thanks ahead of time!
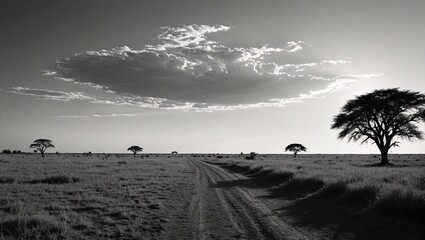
[185,158,309,240]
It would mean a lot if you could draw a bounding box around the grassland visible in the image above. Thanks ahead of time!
[0,153,196,240]
[204,154,425,239]
[0,153,424,239]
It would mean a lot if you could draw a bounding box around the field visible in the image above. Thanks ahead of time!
[0,153,424,239]
[0,154,197,240]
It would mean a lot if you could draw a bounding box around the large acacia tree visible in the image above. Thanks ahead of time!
[285,143,307,158]
[331,88,425,165]
[30,139,55,157]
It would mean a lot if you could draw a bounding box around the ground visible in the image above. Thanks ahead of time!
[0,153,424,239]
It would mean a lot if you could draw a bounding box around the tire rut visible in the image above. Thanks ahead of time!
[188,158,310,240]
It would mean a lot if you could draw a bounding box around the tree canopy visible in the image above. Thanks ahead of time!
[331,88,425,165]
[30,139,55,157]
[285,143,307,158]
[127,146,143,156]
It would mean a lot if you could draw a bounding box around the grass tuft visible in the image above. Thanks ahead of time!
[25,175,80,184]
[260,170,294,183]
[373,190,425,223]
[0,177,15,184]
[269,176,325,200]
[339,185,379,207]
[315,181,348,199]
[0,214,76,240]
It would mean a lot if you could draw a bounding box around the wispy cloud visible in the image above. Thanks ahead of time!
[15,24,382,112]
[53,113,139,118]
[8,87,97,101]
[53,111,171,119]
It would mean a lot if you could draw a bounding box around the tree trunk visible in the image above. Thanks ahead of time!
[294,152,297,158]
[134,152,136,157]
[380,148,389,165]
[41,151,45,157]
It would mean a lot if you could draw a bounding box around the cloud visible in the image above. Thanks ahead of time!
[53,113,138,118]
[148,25,232,50]
[8,87,97,101]
[36,24,382,111]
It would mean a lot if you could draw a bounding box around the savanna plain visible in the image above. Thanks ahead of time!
[0,153,424,240]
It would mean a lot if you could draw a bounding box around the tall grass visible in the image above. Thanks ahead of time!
[0,213,80,240]
[209,154,425,225]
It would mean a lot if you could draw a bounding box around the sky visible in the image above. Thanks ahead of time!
[1,0,425,153]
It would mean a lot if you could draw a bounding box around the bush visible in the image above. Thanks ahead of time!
[2,149,11,154]
[245,152,257,160]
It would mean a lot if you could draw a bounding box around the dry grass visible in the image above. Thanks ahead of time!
[206,154,425,239]
[23,175,80,184]
[0,177,15,184]
[1,153,424,239]
[0,213,80,240]
[0,154,196,240]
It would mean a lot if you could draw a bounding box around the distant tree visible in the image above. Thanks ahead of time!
[30,139,55,157]
[245,152,257,160]
[127,146,143,157]
[285,143,307,158]
[171,151,178,154]
[331,88,425,165]
[2,149,11,154]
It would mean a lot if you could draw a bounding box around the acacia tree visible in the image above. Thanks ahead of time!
[285,143,307,158]
[127,146,143,157]
[331,88,425,165]
[30,139,55,157]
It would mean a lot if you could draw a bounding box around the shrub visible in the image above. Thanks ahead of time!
[245,152,257,160]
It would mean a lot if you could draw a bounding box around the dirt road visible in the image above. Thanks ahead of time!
[185,158,309,240]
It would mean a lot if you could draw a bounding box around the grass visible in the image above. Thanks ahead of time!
[1,153,423,239]
[206,154,425,239]
[0,213,78,240]
[373,189,425,223]
[24,175,80,184]
[0,177,15,184]
[0,154,197,239]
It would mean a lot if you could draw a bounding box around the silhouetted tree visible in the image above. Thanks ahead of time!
[127,146,143,157]
[30,139,55,157]
[285,143,307,158]
[331,88,425,165]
